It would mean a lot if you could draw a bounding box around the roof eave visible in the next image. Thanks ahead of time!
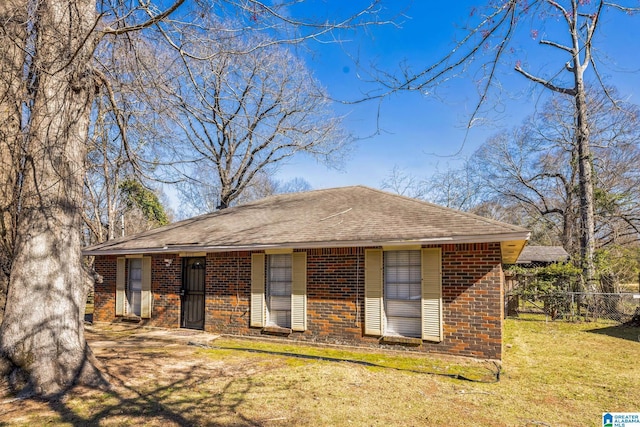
[83,231,530,261]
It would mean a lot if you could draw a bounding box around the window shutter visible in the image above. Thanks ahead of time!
[115,257,126,316]
[140,256,152,319]
[251,253,266,327]
[421,248,443,342]
[364,249,383,336]
[291,252,307,331]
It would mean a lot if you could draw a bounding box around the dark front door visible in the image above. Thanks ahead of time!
[181,257,205,330]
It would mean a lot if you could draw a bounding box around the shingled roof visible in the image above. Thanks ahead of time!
[516,246,569,264]
[83,186,530,262]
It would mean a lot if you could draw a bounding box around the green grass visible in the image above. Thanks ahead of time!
[1,316,638,426]
[499,314,639,425]
[198,317,639,426]
[206,337,500,382]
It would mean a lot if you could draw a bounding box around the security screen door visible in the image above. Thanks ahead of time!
[181,257,206,330]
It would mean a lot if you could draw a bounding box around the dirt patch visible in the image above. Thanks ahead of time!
[0,325,281,426]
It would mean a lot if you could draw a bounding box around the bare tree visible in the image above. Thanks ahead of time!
[380,165,428,199]
[0,0,193,398]
[469,90,640,264]
[159,23,351,210]
[83,95,130,243]
[0,0,386,397]
[0,0,112,396]
[83,33,175,244]
[513,1,598,289]
[380,163,516,225]
[375,0,640,289]
[176,162,313,218]
[472,125,579,251]
[423,165,482,212]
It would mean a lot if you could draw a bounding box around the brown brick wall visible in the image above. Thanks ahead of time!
[204,251,252,335]
[94,254,183,327]
[92,242,504,360]
[94,255,117,321]
[304,247,369,344]
[439,243,504,360]
[150,255,182,328]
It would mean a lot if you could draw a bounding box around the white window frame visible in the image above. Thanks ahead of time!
[267,253,293,328]
[127,258,143,316]
[364,248,442,342]
[383,250,422,338]
[116,256,152,319]
[251,252,307,331]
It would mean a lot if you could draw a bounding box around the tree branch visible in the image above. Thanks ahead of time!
[102,0,186,36]
[514,65,576,95]
[540,39,573,53]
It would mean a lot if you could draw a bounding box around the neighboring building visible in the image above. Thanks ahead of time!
[515,246,570,267]
[84,186,529,360]
[504,245,571,316]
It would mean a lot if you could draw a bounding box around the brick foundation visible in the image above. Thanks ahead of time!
[93,242,504,360]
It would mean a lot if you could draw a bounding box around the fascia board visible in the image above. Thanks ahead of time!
[82,231,530,256]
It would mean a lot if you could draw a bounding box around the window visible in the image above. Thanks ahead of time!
[127,258,143,316]
[116,256,152,318]
[250,252,307,331]
[365,248,442,342]
[267,254,292,328]
[384,250,422,338]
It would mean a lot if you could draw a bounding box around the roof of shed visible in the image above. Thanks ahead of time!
[516,245,570,264]
[83,186,530,262]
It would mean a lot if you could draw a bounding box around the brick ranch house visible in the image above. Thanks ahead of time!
[85,186,529,360]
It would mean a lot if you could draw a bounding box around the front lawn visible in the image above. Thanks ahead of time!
[1,316,637,426]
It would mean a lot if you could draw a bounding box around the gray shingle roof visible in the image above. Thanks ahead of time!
[83,186,529,261]
[516,246,569,264]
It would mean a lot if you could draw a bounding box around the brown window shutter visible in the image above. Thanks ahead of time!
[115,257,126,316]
[364,249,383,336]
[291,252,307,331]
[140,256,152,319]
[421,248,443,342]
[250,253,266,327]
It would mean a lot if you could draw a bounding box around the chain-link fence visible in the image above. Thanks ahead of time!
[506,291,640,323]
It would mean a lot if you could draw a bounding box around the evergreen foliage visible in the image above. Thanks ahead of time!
[119,179,169,226]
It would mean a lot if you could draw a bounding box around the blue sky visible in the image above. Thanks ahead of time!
[273,1,640,191]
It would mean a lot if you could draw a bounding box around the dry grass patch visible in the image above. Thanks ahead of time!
[0,316,637,426]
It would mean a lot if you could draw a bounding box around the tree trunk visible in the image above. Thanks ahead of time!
[561,199,575,258]
[560,144,580,259]
[574,65,597,292]
[0,0,106,397]
[0,0,26,323]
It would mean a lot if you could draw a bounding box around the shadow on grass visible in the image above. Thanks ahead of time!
[208,344,500,383]
[587,324,640,343]
[44,356,261,427]
[506,315,552,322]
